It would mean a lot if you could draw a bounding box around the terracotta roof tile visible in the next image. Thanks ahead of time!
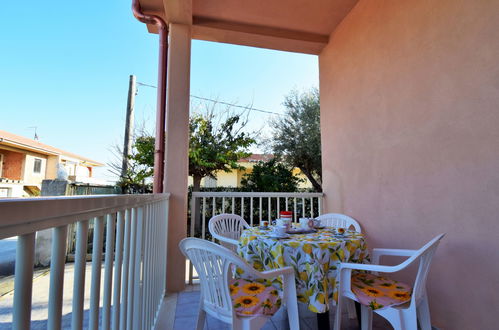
[0,130,103,166]
[239,154,274,163]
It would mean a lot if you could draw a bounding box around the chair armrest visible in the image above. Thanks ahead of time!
[338,262,402,274]
[212,234,239,247]
[371,248,417,265]
[258,266,295,279]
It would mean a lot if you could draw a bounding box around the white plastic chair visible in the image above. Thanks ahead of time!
[208,213,250,252]
[179,237,300,330]
[334,233,445,330]
[315,213,361,232]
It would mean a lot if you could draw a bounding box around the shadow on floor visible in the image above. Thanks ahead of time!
[173,291,392,330]
[0,307,103,330]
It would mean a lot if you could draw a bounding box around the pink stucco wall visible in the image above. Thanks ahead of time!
[319,0,499,328]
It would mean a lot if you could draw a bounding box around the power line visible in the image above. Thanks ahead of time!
[136,81,283,116]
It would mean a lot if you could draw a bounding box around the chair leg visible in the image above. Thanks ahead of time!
[333,298,343,330]
[283,273,300,330]
[346,299,357,319]
[360,305,372,330]
[196,309,206,330]
[417,296,432,330]
[399,310,418,330]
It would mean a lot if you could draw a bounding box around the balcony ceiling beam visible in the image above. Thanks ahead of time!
[192,16,328,55]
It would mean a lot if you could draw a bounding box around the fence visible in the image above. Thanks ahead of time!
[0,193,169,330]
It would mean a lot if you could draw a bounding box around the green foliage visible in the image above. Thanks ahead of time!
[130,135,154,169]
[271,88,322,191]
[117,135,155,193]
[117,111,255,193]
[240,159,302,192]
[189,112,255,190]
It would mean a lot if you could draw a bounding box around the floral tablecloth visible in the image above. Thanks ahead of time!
[237,227,370,313]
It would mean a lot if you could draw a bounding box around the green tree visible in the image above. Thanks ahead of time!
[271,88,322,191]
[189,112,255,191]
[115,110,255,193]
[240,158,302,192]
[116,135,155,193]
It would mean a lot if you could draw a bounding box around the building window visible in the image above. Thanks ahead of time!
[33,158,42,173]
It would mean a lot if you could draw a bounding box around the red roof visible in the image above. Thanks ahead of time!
[0,130,103,166]
[239,154,274,163]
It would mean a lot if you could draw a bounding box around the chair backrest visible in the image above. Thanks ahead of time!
[208,214,250,251]
[315,213,362,232]
[409,233,445,304]
[179,237,262,320]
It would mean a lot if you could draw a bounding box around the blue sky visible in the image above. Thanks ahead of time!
[0,1,318,181]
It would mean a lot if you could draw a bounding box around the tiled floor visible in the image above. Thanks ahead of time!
[173,290,393,330]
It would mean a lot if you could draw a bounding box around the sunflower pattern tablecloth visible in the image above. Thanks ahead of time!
[237,227,370,313]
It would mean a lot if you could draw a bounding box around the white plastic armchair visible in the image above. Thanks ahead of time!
[208,213,250,252]
[179,237,300,330]
[315,213,361,232]
[334,233,445,330]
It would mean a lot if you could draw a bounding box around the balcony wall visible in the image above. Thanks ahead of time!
[319,0,499,329]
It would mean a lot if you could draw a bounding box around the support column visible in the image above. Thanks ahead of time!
[164,23,191,292]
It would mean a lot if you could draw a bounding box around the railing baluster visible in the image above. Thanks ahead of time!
[146,204,153,329]
[112,211,125,330]
[103,214,116,329]
[48,224,68,330]
[12,232,36,330]
[121,209,132,330]
[259,197,262,221]
[202,200,206,240]
[310,197,314,218]
[141,205,149,329]
[231,197,235,214]
[89,216,105,330]
[268,197,271,220]
[241,197,244,218]
[212,197,216,217]
[72,220,89,330]
[127,208,138,330]
[318,197,322,215]
[302,197,305,218]
[294,198,297,222]
[250,197,253,225]
[133,207,144,330]
[277,197,280,218]
[222,197,225,213]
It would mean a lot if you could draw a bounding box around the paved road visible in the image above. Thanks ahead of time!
[0,237,16,276]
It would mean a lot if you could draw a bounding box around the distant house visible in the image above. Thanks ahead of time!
[188,153,312,189]
[0,130,104,197]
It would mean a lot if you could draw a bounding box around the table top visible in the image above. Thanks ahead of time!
[238,226,370,313]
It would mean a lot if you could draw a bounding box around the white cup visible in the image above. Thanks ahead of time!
[273,225,287,236]
[276,218,292,230]
[299,217,313,230]
[313,218,321,227]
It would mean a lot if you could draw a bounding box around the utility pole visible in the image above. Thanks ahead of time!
[121,75,136,187]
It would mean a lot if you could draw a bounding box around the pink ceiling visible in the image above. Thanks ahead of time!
[193,0,358,36]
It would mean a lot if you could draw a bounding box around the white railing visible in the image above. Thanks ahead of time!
[188,191,324,283]
[0,193,169,330]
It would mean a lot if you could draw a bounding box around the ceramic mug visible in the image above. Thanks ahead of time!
[276,218,292,230]
[260,220,269,228]
[272,225,287,236]
[313,218,321,227]
[299,217,313,230]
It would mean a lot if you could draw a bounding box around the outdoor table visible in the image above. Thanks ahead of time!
[237,226,369,328]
